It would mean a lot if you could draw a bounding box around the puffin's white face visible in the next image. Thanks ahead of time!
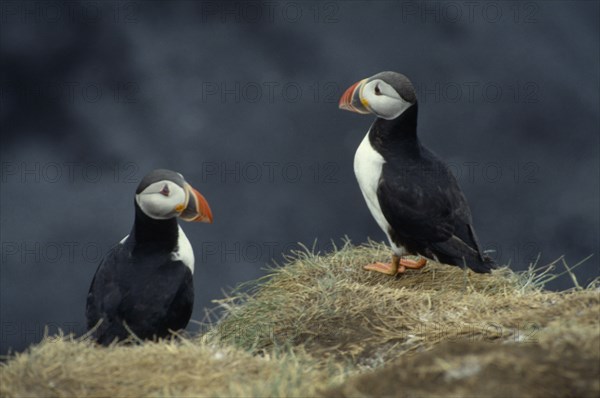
[339,72,417,121]
[135,180,187,220]
[360,79,413,120]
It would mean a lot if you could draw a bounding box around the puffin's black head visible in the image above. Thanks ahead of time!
[135,169,213,223]
[339,71,417,120]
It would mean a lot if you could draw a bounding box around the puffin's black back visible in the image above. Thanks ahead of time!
[86,203,194,345]
[371,106,496,273]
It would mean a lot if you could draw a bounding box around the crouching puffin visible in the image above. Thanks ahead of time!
[339,71,496,275]
[86,169,213,345]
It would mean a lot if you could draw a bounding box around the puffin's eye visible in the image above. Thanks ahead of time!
[374,85,382,95]
[159,184,170,196]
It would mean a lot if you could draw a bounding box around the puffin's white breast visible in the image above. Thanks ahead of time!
[354,130,405,256]
[172,226,195,274]
[118,229,194,273]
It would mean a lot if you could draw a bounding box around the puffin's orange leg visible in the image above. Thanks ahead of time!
[398,256,427,270]
[364,261,397,275]
[364,255,427,275]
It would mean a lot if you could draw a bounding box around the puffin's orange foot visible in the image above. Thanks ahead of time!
[399,257,427,270]
[364,256,427,276]
[364,262,397,275]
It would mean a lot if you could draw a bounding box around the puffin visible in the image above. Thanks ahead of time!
[86,169,213,345]
[339,71,496,275]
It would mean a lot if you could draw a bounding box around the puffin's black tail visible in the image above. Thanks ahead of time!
[430,240,498,273]
[467,254,498,274]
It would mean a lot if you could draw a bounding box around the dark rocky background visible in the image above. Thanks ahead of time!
[1,0,598,354]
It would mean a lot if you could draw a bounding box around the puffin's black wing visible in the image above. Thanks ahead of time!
[85,243,193,345]
[377,149,495,273]
[85,244,129,344]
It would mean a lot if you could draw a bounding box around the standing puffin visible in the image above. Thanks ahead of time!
[339,71,495,275]
[86,169,213,345]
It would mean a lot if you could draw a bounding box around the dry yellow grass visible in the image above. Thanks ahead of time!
[1,240,598,397]
[0,336,347,397]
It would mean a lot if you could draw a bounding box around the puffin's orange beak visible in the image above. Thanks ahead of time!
[179,183,213,223]
[338,78,370,114]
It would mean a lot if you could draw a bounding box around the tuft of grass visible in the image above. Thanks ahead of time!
[1,240,598,397]
[211,241,597,361]
[0,334,348,398]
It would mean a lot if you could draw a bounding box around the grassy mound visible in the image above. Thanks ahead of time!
[0,337,345,397]
[2,241,598,397]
